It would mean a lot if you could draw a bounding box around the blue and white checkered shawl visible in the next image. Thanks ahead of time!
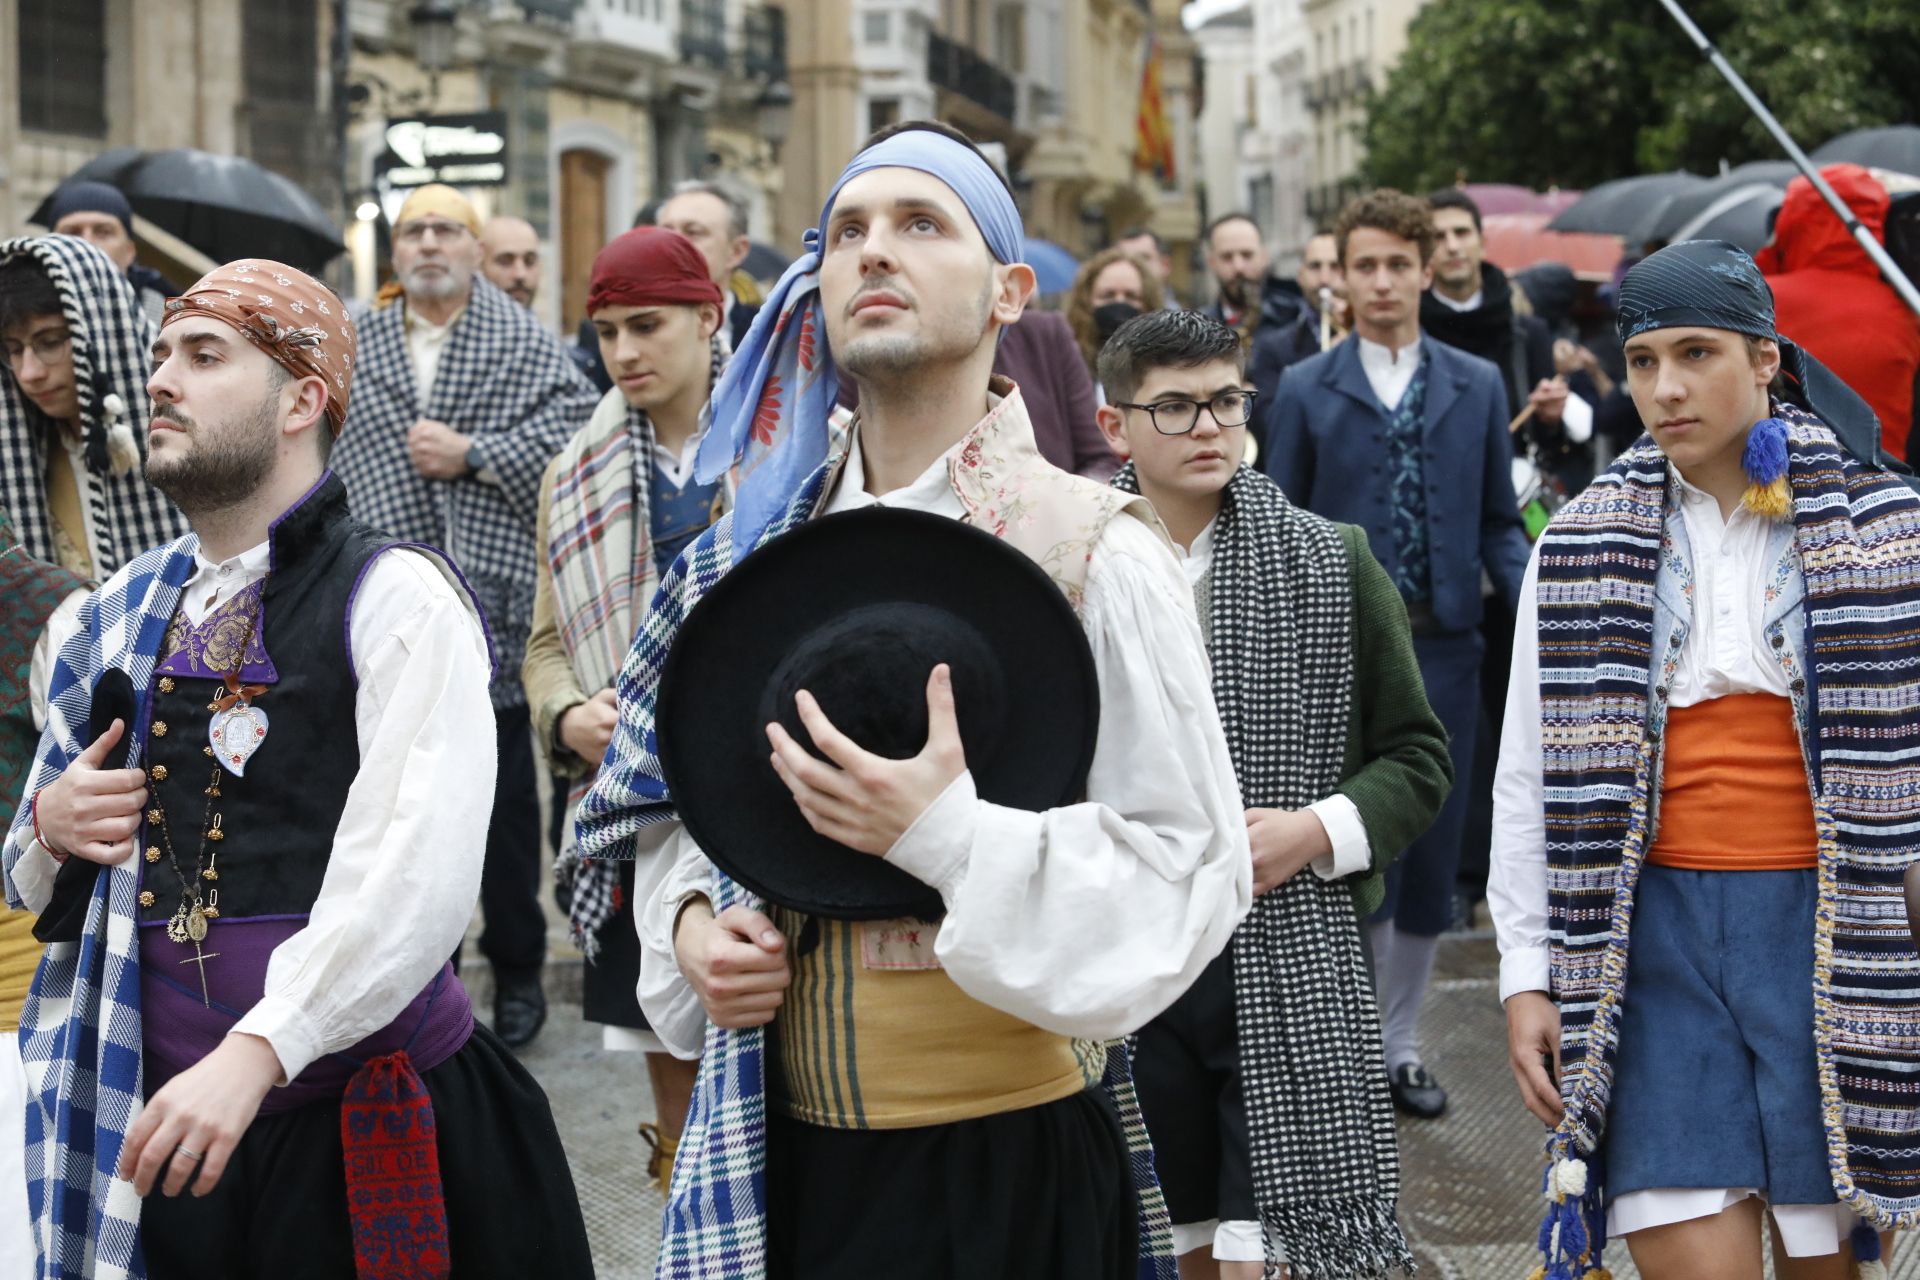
[332,276,598,708]
[3,534,198,1280]
[576,465,1178,1280]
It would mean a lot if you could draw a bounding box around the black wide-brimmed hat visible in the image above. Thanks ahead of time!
[656,506,1100,919]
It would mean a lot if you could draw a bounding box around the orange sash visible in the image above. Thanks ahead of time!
[1647,692,1817,870]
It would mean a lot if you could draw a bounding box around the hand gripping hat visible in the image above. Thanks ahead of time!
[655,507,1099,919]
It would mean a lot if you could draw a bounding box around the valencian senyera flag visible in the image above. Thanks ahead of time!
[1133,33,1176,184]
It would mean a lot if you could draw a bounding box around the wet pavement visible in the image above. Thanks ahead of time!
[479,924,1909,1277]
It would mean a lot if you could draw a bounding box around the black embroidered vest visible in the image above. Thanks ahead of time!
[137,475,405,922]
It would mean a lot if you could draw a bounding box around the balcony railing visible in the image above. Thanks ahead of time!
[927,31,1016,122]
[742,5,787,80]
[680,0,728,68]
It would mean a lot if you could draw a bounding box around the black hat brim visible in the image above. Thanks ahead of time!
[656,506,1099,919]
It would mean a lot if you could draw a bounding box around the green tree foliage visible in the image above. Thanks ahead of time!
[1360,0,1920,193]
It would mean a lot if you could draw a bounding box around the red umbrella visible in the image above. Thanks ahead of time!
[1481,211,1622,282]
[1461,184,1584,217]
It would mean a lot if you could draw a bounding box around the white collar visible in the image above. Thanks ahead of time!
[1358,334,1422,367]
[1180,515,1218,561]
[405,303,464,338]
[189,537,272,582]
[1668,464,1753,523]
[828,429,962,514]
[1431,287,1483,312]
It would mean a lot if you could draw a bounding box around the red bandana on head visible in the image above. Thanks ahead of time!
[587,226,724,318]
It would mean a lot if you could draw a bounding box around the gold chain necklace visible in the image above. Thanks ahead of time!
[138,597,264,1005]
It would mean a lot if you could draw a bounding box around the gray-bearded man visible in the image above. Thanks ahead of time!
[331,184,598,1049]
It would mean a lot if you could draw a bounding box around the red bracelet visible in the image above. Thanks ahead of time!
[29,790,71,864]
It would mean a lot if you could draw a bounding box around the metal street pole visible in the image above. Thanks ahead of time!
[1659,0,1920,321]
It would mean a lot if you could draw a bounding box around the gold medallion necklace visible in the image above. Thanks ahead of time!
[141,597,262,1005]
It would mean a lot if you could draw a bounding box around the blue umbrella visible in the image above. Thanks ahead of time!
[1022,236,1082,295]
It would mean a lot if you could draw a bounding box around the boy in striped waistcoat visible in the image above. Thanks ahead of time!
[1490,239,1920,1280]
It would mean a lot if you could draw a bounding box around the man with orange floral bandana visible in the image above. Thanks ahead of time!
[4,259,591,1279]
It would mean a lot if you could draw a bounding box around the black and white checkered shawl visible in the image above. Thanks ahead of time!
[0,235,187,574]
[1116,463,1412,1280]
[332,276,598,707]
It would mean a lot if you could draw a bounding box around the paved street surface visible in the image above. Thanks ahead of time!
[477,899,1913,1278]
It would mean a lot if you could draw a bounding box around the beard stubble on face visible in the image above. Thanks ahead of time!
[1221,273,1263,309]
[404,259,473,302]
[837,275,997,385]
[144,389,282,514]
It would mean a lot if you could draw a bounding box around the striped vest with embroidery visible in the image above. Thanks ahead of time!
[1534,411,1920,1225]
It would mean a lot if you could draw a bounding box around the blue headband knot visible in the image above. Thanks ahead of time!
[696,132,1026,563]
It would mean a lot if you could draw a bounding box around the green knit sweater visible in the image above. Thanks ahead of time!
[1195,521,1452,919]
[1329,523,1454,917]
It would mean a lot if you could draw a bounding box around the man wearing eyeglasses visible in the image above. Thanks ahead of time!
[332,184,599,1052]
[1264,190,1529,1123]
[1094,309,1448,1278]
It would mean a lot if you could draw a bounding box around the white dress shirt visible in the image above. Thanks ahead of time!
[653,421,710,490]
[1484,490,1848,1255]
[405,306,462,408]
[1175,518,1370,882]
[1358,335,1423,411]
[634,430,1255,1058]
[1489,477,1789,1001]
[7,541,496,1086]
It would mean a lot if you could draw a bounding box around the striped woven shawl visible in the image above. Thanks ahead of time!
[1536,404,1920,1226]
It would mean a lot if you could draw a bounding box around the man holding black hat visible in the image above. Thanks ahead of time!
[577,120,1252,1280]
[39,181,176,326]
[4,258,591,1278]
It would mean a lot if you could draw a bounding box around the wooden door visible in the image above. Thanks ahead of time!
[560,149,612,331]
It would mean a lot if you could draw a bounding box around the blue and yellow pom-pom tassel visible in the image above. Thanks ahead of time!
[1527,1158,1613,1280]
[1740,416,1791,519]
[1852,1219,1888,1280]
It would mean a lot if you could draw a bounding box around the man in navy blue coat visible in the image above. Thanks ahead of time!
[1264,189,1528,1121]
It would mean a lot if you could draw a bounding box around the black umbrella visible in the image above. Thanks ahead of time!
[1625,160,1798,245]
[1813,126,1920,178]
[32,148,345,272]
[741,240,791,283]
[1547,171,1709,239]
[1666,183,1785,252]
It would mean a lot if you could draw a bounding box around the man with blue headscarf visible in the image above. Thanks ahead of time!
[576,120,1253,1279]
[1491,240,1918,1278]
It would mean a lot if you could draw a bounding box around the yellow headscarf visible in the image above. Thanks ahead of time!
[377,185,481,308]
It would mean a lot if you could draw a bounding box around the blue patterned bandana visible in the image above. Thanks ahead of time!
[1615,239,1776,345]
[1614,238,1902,473]
[695,131,1025,563]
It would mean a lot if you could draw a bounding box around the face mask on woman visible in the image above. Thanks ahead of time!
[1092,301,1143,343]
